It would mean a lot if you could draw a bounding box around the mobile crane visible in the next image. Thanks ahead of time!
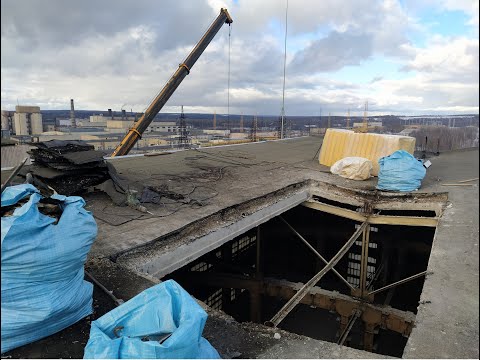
[111,8,233,157]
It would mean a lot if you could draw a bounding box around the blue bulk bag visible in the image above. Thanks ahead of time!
[1,184,96,353]
[376,150,426,192]
[83,280,220,359]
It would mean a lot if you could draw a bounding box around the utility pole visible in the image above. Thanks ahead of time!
[279,0,288,139]
[319,107,322,131]
[240,112,244,133]
[178,105,189,149]
[250,115,258,142]
[213,110,216,130]
[362,101,368,132]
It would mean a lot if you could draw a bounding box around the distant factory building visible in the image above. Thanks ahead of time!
[56,118,79,127]
[1,111,14,132]
[145,121,185,133]
[89,114,108,123]
[107,119,134,129]
[12,105,43,135]
[352,121,383,129]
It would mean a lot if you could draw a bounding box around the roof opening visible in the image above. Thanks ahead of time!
[162,201,437,357]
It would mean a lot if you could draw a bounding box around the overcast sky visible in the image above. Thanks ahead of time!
[1,0,479,116]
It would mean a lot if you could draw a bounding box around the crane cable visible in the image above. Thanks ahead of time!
[280,0,288,139]
[227,23,232,131]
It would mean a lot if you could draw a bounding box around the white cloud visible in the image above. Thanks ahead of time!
[441,0,479,26]
[402,36,479,81]
[1,0,478,115]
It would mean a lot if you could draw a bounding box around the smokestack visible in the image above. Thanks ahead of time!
[108,109,113,119]
[122,109,126,119]
[70,99,76,128]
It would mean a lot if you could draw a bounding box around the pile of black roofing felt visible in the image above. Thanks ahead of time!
[19,140,110,196]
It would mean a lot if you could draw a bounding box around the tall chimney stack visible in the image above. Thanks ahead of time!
[122,109,126,119]
[70,99,76,127]
[108,108,113,119]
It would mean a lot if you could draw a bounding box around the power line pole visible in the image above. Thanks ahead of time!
[178,105,190,149]
[279,0,288,139]
[250,114,258,142]
[362,101,368,132]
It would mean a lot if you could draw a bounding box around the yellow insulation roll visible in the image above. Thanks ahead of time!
[319,129,416,176]
[319,129,352,166]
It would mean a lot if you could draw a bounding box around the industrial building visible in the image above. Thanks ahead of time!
[352,121,383,129]
[13,105,43,135]
[1,111,14,133]
[1,106,43,135]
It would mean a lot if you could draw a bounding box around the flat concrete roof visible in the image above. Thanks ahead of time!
[89,136,447,258]
[84,136,478,358]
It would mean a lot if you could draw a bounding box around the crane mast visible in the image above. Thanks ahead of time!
[111,8,233,157]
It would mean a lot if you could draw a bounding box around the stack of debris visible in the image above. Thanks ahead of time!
[19,140,110,195]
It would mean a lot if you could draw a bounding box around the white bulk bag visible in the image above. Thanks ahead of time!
[330,157,373,180]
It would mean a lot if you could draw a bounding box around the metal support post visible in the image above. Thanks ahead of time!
[364,323,375,352]
[256,225,261,277]
[279,216,355,291]
[338,261,382,345]
[251,225,262,322]
[249,286,262,323]
[266,221,368,327]
[221,242,232,311]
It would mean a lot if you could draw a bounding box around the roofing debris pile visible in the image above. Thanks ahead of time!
[6,140,225,226]
[18,140,110,195]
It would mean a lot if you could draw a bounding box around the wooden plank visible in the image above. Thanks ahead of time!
[457,178,479,183]
[368,215,438,227]
[442,183,474,186]
[303,201,438,227]
[302,201,366,222]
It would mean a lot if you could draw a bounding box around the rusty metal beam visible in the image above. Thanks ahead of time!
[337,310,361,345]
[302,200,438,227]
[278,216,355,291]
[264,279,415,336]
[266,221,368,327]
[179,272,416,337]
